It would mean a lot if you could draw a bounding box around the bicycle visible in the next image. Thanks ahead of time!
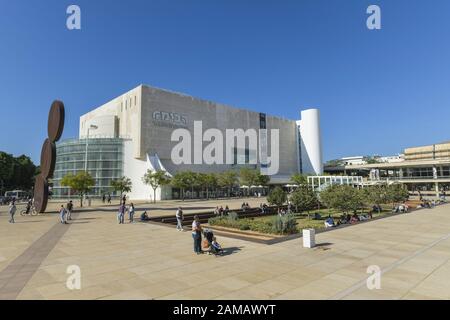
[20,205,39,216]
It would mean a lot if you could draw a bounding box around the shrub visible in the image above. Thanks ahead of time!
[267,187,287,207]
[208,216,222,225]
[228,211,238,222]
[271,214,298,235]
[239,222,251,231]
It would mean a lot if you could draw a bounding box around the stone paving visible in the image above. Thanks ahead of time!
[1,200,450,300]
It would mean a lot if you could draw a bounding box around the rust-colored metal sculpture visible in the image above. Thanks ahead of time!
[34,101,65,213]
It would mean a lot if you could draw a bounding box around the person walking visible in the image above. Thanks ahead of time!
[128,203,135,223]
[118,202,125,224]
[59,205,67,224]
[66,200,73,221]
[107,194,111,204]
[122,194,126,205]
[192,215,203,254]
[8,201,16,223]
[102,194,106,204]
[176,207,184,231]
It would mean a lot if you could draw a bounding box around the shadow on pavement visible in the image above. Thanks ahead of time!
[220,246,243,256]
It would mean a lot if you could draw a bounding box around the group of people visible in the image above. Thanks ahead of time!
[191,215,222,255]
[259,203,268,214]
[58,200,74,224]
[241,202,251,211]
[417,200,436,209]
[324,212,374,228]
[101,193,112,204]
[117,196,135,224]
[392,203,409,213]
[174,208,223,255]
[213,205,230,217]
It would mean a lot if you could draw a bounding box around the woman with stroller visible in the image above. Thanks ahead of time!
[192,215,203,254]
[203,229,223,255]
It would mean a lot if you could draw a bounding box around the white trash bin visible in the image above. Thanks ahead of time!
[303,228,316,248]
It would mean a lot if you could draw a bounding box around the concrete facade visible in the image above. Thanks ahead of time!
[79,85,323,200]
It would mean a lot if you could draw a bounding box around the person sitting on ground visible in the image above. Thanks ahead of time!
[324,215,335,228]
[372,204,381,214]
[313,212,322,220]
[224,205,230,215]
[350,213,359,224]
[336,214,347,225]
[359,214,370,221]
[140,210,150,221]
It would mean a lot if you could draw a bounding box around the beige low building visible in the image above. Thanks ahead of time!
[325,142,450,198]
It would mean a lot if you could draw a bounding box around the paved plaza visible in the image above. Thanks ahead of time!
[1,200,450,300]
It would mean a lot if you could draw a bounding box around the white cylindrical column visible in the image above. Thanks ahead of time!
[299,108,323,175]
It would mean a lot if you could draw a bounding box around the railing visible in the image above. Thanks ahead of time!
[371,176,450,181]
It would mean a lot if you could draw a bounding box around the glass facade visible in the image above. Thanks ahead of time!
[52,138,124,198]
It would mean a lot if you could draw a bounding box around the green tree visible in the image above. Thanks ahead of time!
[363,156,381,164]
[239,167,257,186]
[289,185,319,218]
[239,168,257,196]
[386,184,409,207]
[110,176,132,203]
[0,152,38,192]
[61,171,95,207]
[218,171,238,197]
[363,185,388,212]
[290,173,308,186]
[142,170,171,203]
[256,173,270,186]
[199,173,218,199]
[267,186,287,207]
[171,171,193,201]
[319,185,364,214]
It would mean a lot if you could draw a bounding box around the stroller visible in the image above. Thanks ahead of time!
[202,229,223,256]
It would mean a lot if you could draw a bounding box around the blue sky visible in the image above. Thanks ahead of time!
[1,0,450,163]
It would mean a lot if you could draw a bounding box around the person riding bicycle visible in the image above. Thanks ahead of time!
[25,199,32,214]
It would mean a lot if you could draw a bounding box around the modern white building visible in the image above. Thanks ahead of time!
[54,85,324,200]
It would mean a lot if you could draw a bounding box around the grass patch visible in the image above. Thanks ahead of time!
[208,206,393,235]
